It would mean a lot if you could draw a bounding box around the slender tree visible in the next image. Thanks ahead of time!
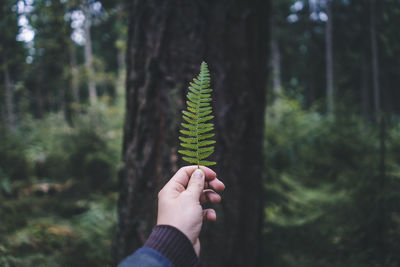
[113,1,270,267]
[82,0,97,104]
[370,0,380,115]
[370,0,387,264]
[271,38,282,96]
[2,54,15,130]
[69,41,80,105]
[361,53,370,121]
[0,0,22,130]
[325,0,334,115]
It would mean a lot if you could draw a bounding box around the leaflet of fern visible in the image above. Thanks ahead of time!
[178,62,216,166]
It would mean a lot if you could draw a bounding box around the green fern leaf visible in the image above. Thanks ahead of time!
[178,61,217,167]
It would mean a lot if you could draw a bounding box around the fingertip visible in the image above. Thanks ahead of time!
[207,209,217,221]
[204,209,217,221]
[199,166,217,180]
[200,190,221,204]
[208,178,225,192]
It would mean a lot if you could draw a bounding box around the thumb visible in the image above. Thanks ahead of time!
[186,168,205,199]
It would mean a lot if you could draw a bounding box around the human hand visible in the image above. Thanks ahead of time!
[156,166,225,257]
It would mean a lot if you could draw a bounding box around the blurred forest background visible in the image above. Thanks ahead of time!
[1,0,400,266]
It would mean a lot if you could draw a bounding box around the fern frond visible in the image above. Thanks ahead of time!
[178,61,216,167]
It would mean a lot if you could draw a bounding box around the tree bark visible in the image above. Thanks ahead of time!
[113,1,269,267]
[69,42,80,105]
[35,62,44,118]
[271,37,282,97]
[3,54,15,131]
[325,0,334,115]
[370,0,380,115]
[361,53,369,121]
[83,0,97,104]
[116,3,126,91]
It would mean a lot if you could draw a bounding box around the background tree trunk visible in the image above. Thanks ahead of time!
[361,52,369,121]
[116,2,126,91]
[69,42,80,105]
[83,0,97,104]
[113,1,270,267]
[370,0,380,115]
[326,0,334,115]
[271,37,282,97]
[3,54,15,131]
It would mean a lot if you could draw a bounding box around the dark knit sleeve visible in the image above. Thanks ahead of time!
[144,225,198,267]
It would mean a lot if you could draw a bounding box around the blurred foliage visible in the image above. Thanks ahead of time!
[264,96,400,266]
[0,100,123,266]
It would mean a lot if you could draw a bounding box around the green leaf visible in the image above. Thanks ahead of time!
[190,82,201,90]
[199,150,214,160]
[178,150,197,157]
[182,110,196,120]
[198,110,213,117]
[199,160,217,166]
[180,129,196,137]
[198,127,213,134]
[199,106,212,112]
[198,133,215,141]
[181,143,197,149]
[186,101,197,108]
[199,102,211,107]
[198,115,214,123]
[187,107,197,113]
[182,115,196,124]
[198,140,216,147]
[179,136,197,143]
[198,146,214,153]
[199,98,212,102]
[179,62,217,166]
[188,87,200,94]
[198,123,214,128]
[183,157,199,164]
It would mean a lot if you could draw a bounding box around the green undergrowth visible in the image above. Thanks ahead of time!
[0,100,123,266]
[263,96,400,267]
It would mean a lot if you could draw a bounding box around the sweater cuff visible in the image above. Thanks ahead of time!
[144,225,198,267]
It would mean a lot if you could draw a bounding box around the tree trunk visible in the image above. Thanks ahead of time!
[370,0,386,264]
[3,54,15,131]
[370,0,380,115]
[377,113,387,265]
[83,0,97,104]
[116,3,126,91]
[69,42,80,105]
[325,0,334,115]
[113,1,269,267]
[361,53,369,121]
[35,63,45,118]
[271,37,282,97]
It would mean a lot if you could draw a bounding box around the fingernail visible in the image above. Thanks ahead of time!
[193,169,204,179]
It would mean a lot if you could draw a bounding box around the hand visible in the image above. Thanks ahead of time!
[156,166,225,257]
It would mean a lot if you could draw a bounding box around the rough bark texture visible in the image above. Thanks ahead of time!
[113,1,269,266]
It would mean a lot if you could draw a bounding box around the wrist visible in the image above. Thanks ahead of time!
[144,225,198,266]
